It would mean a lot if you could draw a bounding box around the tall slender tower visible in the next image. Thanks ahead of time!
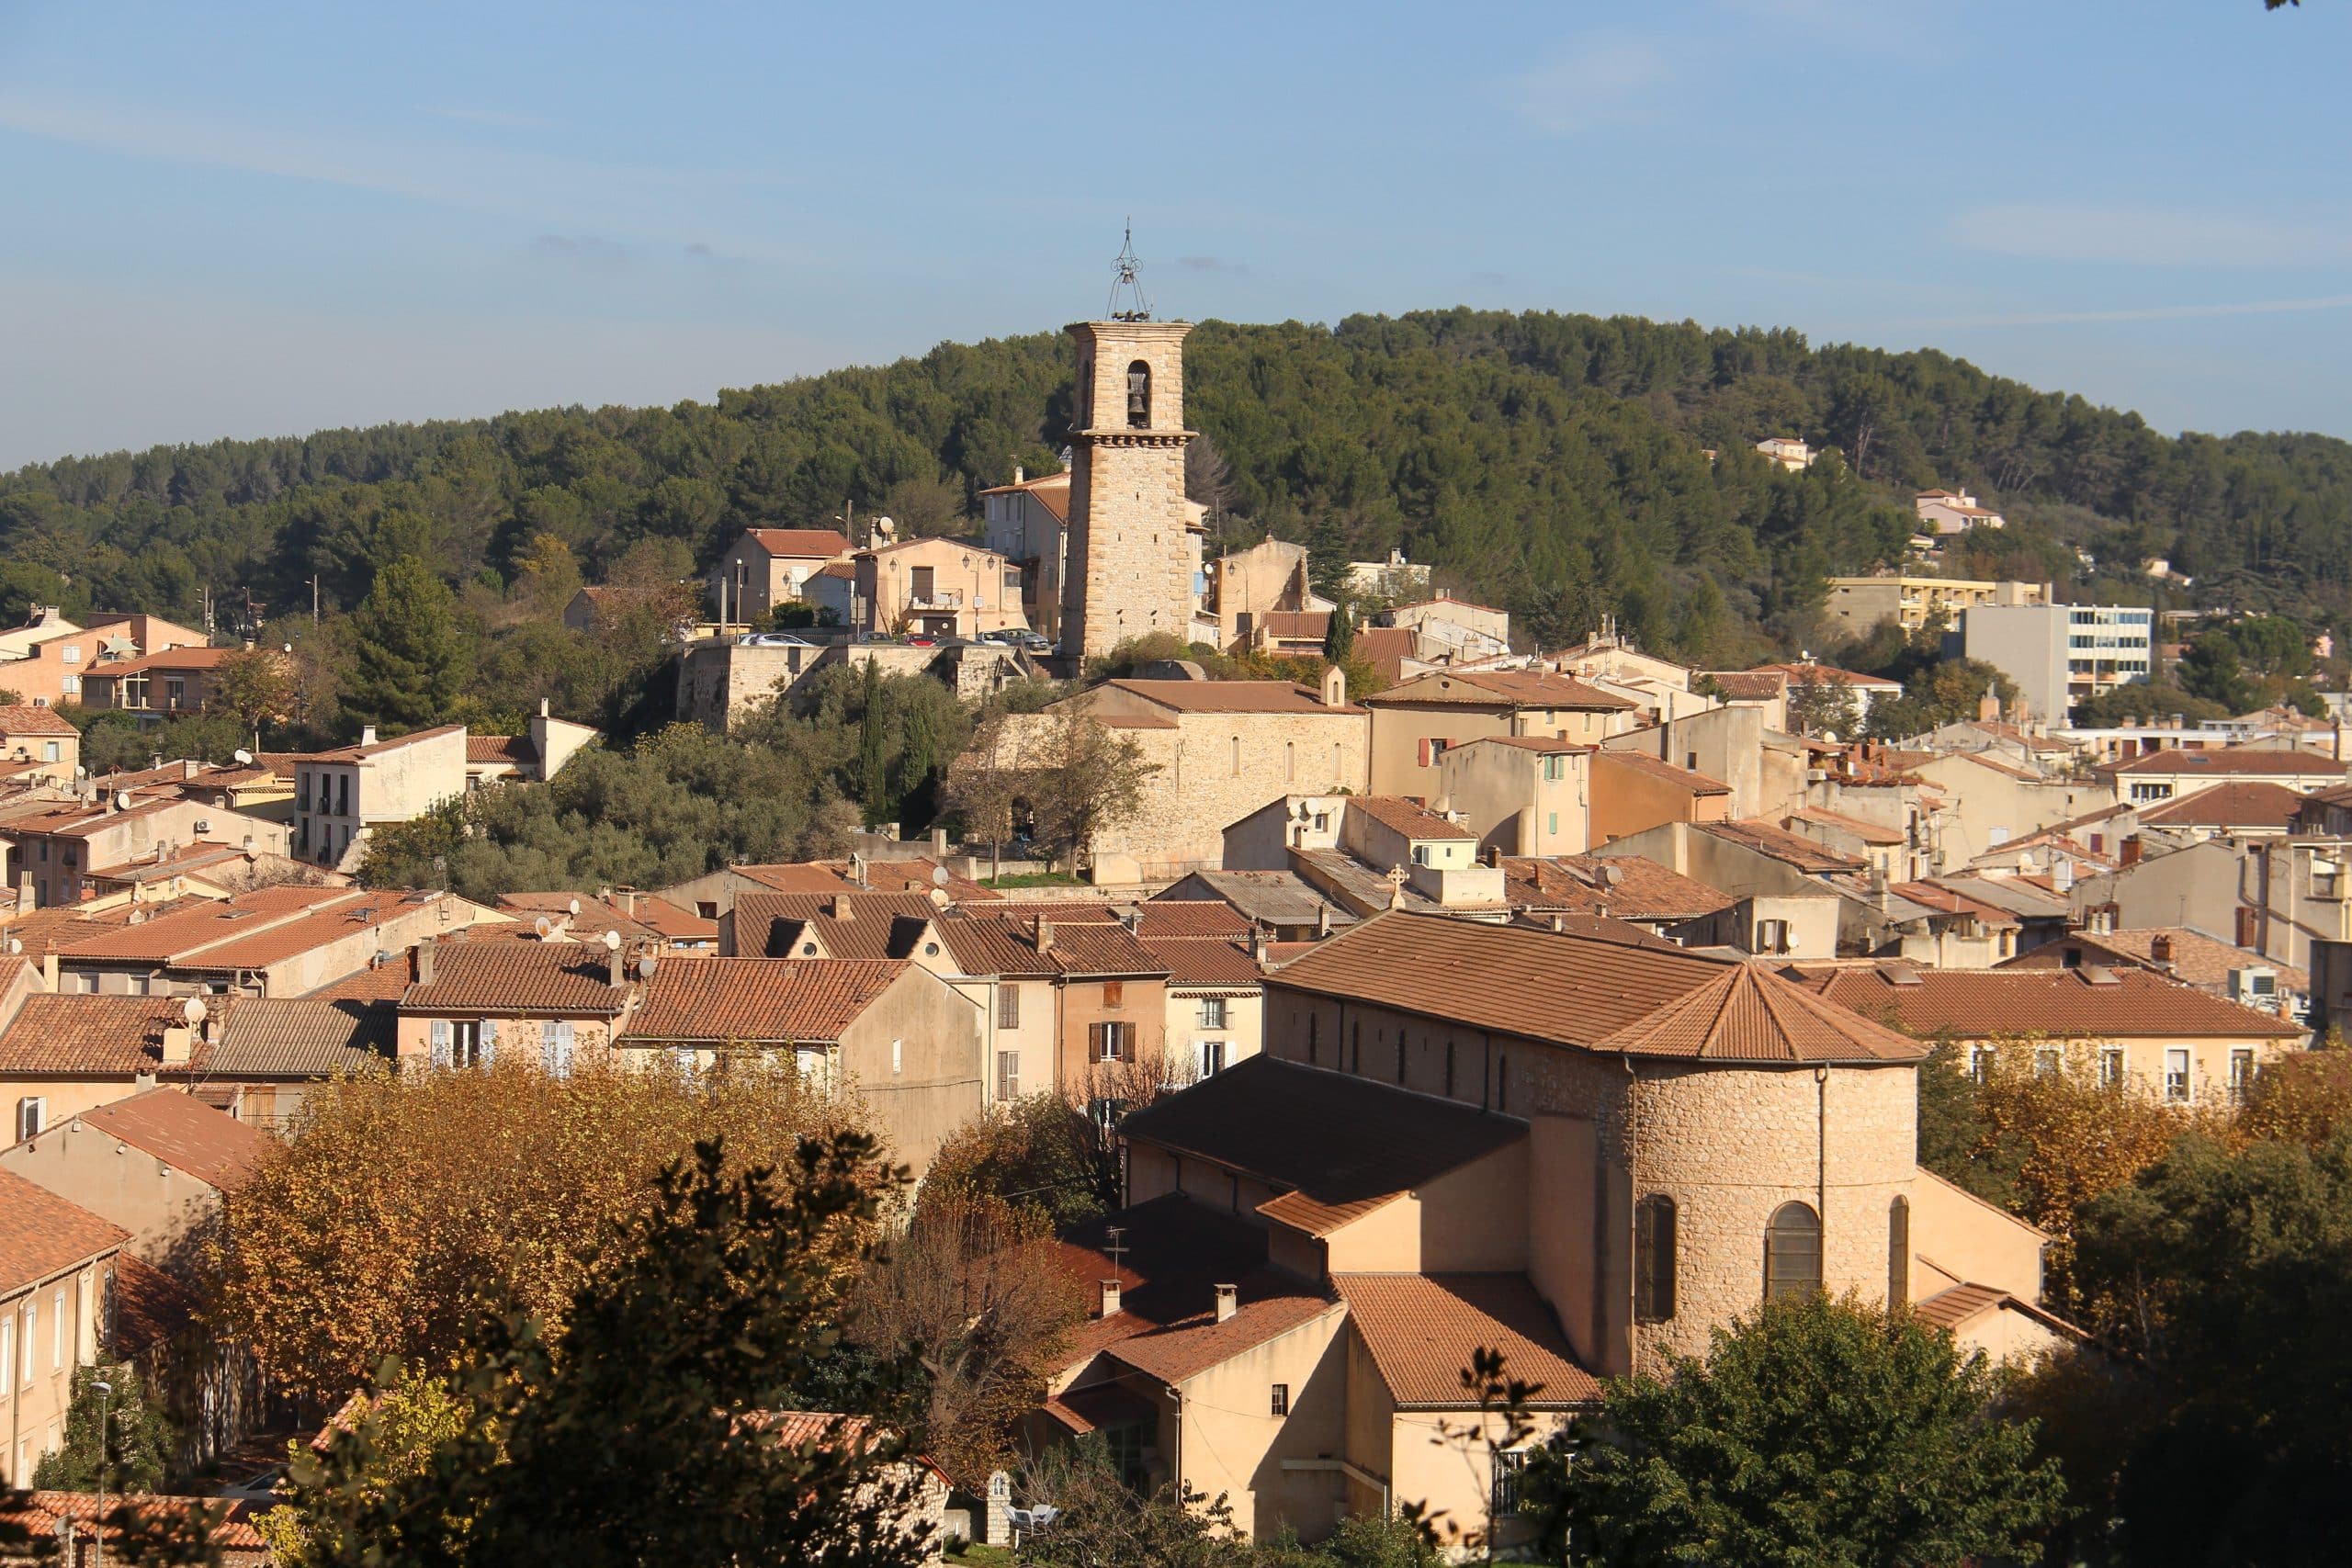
[1061,231,1196,660]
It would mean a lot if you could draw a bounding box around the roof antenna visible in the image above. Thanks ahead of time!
[1107,220,1152,321]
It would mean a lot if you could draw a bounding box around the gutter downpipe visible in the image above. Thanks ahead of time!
[1622,1055,1638,1378]
[1815,1063,1830,1265]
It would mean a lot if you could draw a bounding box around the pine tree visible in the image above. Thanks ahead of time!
[345,556,469,728]
[856,660,888,828]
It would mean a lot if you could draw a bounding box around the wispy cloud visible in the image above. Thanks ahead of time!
[0,88,775,238]
[1897,294,2352,331]
[423,106,556,131]
[1508,32,1673,134]
[1953,205,2352,268]
[529,233,630,270]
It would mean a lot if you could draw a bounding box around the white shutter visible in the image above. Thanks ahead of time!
[478,1020,496,1068]
[429,1019,452,1070]
[542,1020,574,1077]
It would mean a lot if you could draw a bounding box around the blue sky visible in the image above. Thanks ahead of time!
[2,0,2346,468]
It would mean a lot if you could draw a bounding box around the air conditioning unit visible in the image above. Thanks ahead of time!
[2230,966,2279,1010]
[1805,769,1828,784]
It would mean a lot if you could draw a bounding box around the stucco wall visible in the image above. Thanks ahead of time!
[1906,1168,2044,1304]
[835,969,986,1178]
[1590,750,1728,845]
[1600,704,1768,818]
[0,1115,225,1264]
[1177,1304,1350,1540]
[1436,744,1589,857]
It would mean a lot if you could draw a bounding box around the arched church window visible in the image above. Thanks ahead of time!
[1764,1201,1823,1301]
[1635,1195,1677,1323]
[1127,360,1151,428]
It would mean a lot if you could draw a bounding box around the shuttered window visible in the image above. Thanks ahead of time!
[1765,1201,1823,1302]
[540,1020,575,1077]
[429,1019,452,1070]
[998,985,1021,1030]
[1887,1196,1910,1311]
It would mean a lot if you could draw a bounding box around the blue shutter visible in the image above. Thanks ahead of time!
[429,1019,451,1070]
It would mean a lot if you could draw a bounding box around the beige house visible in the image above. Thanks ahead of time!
[1010,673,1370,879]
[1756,435,1815,470]
[1589,749,1734,846]
[0,1089,265,1268]
[0,610,208,710]
[1203,536,1327,654]
[1037,913,2057,1546]
[1436,736,1593,857]
[52,886,500,998]
[708,528,854,626]
[0,1168,126,1486]
[1914,488,2006,536]
[0,606,82,661]
[293,725,467,872]
[1821,576,2045,639]
[3,795,290,909]
[1906,750,2112,871]
[1363,669,1633,797]
[394,936,635,1072]
[852,536,1029,640]
[1379,595,1511,663]
[616,957,984,1178]
[979,468,1072,644]
[2103,747,2346,808]
[1795,964,2303,1105]
[0,706,78,783]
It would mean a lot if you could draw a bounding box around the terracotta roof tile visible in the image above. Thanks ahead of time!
[1697,818,1867,874]
[466,735,537,764]
[1748,661,1902,689]
[1272,912,1921,1063]
[1353,626,1417,689]
[1098,679,1352,715]
[2002,928,2307,993]
[212,997,397,1076]
[1798,964,2302,1039]
[294,723,466,764]
[1366,669,1634,712]
[730,863,855,893]
[1119,1056,1526,1232]
[1335,1274,1602,1408]
[0,995,200,1077]
[1154,873,1353,931]
[402,942,630,1014]
[1139,936,1263,988]
[732,891,939,959]
[108,1253,196,1357]
[58,887,364,964]
[1705,670,1787,701]
[619,957,907,1043]
[932,910,1060,978]
[1346,795,1476,840]
[0,705,78,736]
[745,528,854,558]
[1596,750,1733,795]
[1466,734,1594,754]
[1055,902,1255,939]
[1501,854,1736,921]
[2137,780,2308,829]
[0,1167,128,1291]
[74,1089,270,1188]
[2108,748,2347,778]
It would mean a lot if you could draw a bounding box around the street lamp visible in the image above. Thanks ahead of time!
[91,1379,113,1568]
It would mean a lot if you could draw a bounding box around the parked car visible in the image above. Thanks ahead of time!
[738,632,813,647]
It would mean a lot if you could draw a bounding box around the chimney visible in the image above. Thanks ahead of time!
[606,942,628,987]
[2120,836,2143,868]
[615,886,638,916]
[1252,928,1272,965]
[538,697,550,717]
[1315,903,1332,938]
[414,936,437,986]
[932,826,949,855]
[160,1024,194,1066]
[2150,932,2174,964]
[150,752,163,772]
[830,895,854,921]
[1013,464,1024,485]
[1099,1279,1122,1318]
[1214,1283,1238,1323]
[200,999,222,1045]
[359,725,379,747]
[1121,908,1141,935]
[1550,913,1566,933]
[1035,918,1054,953]
[850,853,869,888]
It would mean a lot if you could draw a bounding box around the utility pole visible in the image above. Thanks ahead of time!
[311,575,321,622]
[93,1377,113,1568]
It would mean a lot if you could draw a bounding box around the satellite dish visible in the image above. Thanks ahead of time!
[114,792,132,810]
[533,916,552,938]
[567,897,581,916]
[602,930,623,953]
[233,749,254,765]
[1820,729,1840,744]
[636,954,657,980]
[5,938,20,956]
[181,997,206,1024]
[933,865,951,887]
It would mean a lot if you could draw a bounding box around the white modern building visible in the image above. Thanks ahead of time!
[1962,604,2153,720]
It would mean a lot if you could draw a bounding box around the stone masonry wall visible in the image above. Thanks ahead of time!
[1064,321,1196,660]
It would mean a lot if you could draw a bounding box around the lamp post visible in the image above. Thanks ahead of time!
[91,1378,113,1568]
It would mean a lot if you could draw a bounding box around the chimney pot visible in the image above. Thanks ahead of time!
[160,1024,195,1066]
[1035,918,1054,953]
[1214,1282,1238,1323]
[414,936,436,986]
[359,725,378,747]
[1100,1279,1122,1317]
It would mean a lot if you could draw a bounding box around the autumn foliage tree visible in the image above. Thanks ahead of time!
[209,1058,867,1404]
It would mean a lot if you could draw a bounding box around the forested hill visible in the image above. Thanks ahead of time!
[6,308,2350,659]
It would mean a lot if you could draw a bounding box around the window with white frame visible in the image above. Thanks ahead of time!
[428,1019,491,1069]
[2229,1047,2256,1102]
[1198,1040,1226,1077]
[2165,1047,2192,1103]
[14,1097,43,1143]
[1198,997,1227,1029]
[1090,1021,1131,1062]
[2100,1046,2125,1088]
[539,1020,575,1077]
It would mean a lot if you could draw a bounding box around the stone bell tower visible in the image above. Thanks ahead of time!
[1060,231,1197,661]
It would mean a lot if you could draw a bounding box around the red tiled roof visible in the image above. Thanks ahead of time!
[1099,679,1352,716]
[7,1493,266,1556]
[730,863,855,893]
[1705,670,1787,701]
[210,997,397,1076]
[1140,937,1262,988]
[56,886,359,964]
[1260,610,1331,640]
[1353,626,1416,690]
[2000,928,2307,994]
[1466,734,1593,755]
[1272,912,1921,1063]
[171,897,451,974]
[1346,795,1476,840]
[824,857,1001,902]
[1501,854,1736,921]
[745,528,854,559]
[2108,747,2347,778]
[1120,1056,1526,1234]
[296,723,466,765]
[1595,750,1733,795]
[402,941,630,1014]
[1054,902,1255,939]
[1336,1274,1602,1408]
[732,891,939,959]
[932,910,1061,978]
[1748,661,1902,690]
[619,957,908,1043]
[1798,964,2302,1039]
[82,647,237,675]
[0,1167,128,1292]
[467,735,537,764]
[1698,818,1867,874]
[75,1089,270,1189]
[2136,780,2307,830]
[1787,806,1905,846]
[0,705,78,736]
[0,995,198,1077]
[1366,669,1634,712]
[976,469,1070,523]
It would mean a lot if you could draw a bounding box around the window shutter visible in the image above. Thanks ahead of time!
[429,1019,452,1070]
[541,1020,574,1077]
[1417,738,1431,767]
[478,1020,496,1068]
[1089,1021,1106,1059]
